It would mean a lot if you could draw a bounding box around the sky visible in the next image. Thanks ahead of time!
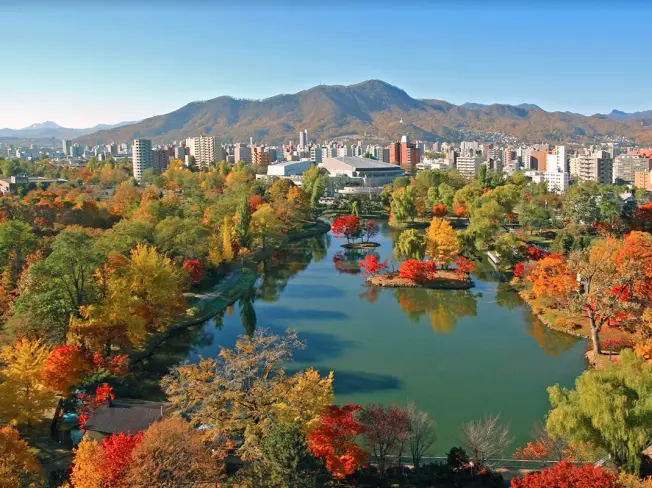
[1,0,651,129]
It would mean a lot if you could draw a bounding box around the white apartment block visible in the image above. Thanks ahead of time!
[132,139,152,183]
[186,136,216,169]
[456,155,484,178]
[543,170,569,194]
[546,146,567,173]
[575,152,613,185]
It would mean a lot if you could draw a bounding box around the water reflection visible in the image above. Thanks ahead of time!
[393,288,478,334]
[525,315,580,357]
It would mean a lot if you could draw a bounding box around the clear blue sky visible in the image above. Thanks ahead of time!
[1,1,650,128]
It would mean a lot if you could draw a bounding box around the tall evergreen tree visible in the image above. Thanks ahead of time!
[235,196,251,248]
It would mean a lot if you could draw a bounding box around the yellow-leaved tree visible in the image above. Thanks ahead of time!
[0,425,44,488]
[426,217,460,268]
[162,329,333,461]
[0,338,55,426]
[70,437,104,488]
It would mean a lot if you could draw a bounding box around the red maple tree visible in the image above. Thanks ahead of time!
[510,460,616,488]
[363,220,379,242]
[77,383,115,428]
[101,432,144,485]
[432,203,448,217]
[331,215,361,243]
[248,194,265,213]
[357,255,387,276]
[308,404,367,479]
[359,404,410,474]
[182,259,205,285]
[399,259,436,283]
[452,204,468,218]
[454,256,476,280]
[632,201,652,232]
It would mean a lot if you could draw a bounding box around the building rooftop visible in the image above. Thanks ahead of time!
[268,160,312,167]
[83,400,164,435]
[323,156,403,170]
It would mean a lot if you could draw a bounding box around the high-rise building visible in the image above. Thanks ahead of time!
[388,135,419,165]
[62,139,72,156]
[456,155,484,178]
[310,145,322,164]
[252,146,271,167]
[546,146,567,173]
[576,151,612,184]
[613,154,651,184]
[531,151,548,171]
[174,145,186,160]
[70,144,82,157]
[298,129,308,149]
[234,143,252,164]
[186,136,216,169]
[152,149,169,175]
[132,139,152,182]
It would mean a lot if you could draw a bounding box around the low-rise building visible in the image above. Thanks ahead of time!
[613,154,651,184]
[266,159,313,177]
[634,171,652,191]
[320,156,406,190]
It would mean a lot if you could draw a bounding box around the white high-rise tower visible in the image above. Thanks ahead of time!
[132,139,153,183]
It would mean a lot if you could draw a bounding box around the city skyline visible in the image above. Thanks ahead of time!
[1,1,651,128]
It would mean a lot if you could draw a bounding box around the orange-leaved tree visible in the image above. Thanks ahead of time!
[527,253,576,307]
[0,425,44,488]
[41,345,94,394]
[308,404,367,479]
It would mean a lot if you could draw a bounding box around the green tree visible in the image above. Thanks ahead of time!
[395,229,426,260]
[466,200,504,248]
[235,196,252,249]
[393,176,411,190]
[246,422,319,487]
[564,182,602,227]
[154,216,210,261]
[547,350,652,474]
[437,183,456,208]
[390,186,418,223]
[0,220,38,288]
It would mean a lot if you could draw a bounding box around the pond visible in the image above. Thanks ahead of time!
[182,221,587,455]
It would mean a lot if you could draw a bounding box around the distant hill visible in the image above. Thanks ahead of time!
[0,120,139,140]
[596,109,652,121]
[73,80,652,145]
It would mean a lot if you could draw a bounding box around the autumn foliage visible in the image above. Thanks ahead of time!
[357,254,388,276]
[510,460,616,488]
[453,203,468,218]
[182,259,205,285]
[0,425,44,488]
[41,345,94,394]
[399,259,437,283]
[331,215,361,243]
[432,203,448,217]
[77,383,115,428]
[308,404,367,479]
[455,256,475,280]
[527,254,576,302]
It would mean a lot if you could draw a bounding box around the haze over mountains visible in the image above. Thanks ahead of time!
[0,120,139,140]
[54,80,652,146]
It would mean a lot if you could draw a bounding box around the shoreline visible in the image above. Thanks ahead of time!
[130,219,331,365]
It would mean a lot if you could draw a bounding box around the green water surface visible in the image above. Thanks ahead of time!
[185,222,587,455]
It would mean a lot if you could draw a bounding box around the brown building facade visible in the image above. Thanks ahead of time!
[388,136,420,165]
[531,151,548,172]
[634,171,652,191]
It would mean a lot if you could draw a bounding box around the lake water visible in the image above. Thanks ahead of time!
[184,222,587,455]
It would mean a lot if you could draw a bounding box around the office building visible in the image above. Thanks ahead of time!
[543,169,569,194]
[234,143,252,164]
[531,151,548,171]
[70,144,82,157]
[186,136,216,169]
[267,160,313,177]
[613,154,651,184]
[62,139,72,155]
[132,139,152,182]
[152,149,169,175]
[546,146,567,173]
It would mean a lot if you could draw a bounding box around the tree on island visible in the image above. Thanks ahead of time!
[395,229,426,260]
[331,215,361,244]
[426,217,460,268]
[362,220,379,242]
[357,254,387,276]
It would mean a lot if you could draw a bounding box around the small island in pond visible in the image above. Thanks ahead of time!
[331,215,381,248]
[367,270,474,289]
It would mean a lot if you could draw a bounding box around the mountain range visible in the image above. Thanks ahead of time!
[63,80,652,146]
[0,120,139,140]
